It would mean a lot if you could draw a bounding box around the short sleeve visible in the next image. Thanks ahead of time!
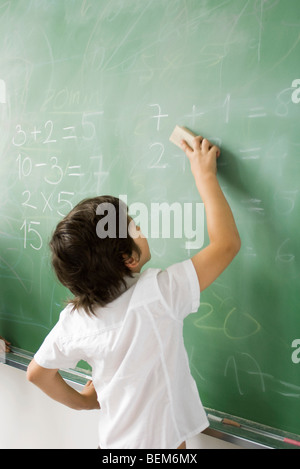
[34,322,80,370]
[156,259,200,320]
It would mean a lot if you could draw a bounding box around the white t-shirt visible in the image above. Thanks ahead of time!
[34,259,209,449]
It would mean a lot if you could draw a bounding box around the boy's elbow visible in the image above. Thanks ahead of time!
[228,233,241,259]
[27,360,36,383]
[27,359,43,384]
[220,234,241,262]
[233,233,241,255]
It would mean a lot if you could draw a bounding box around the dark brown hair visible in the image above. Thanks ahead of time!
[49,196,140,315]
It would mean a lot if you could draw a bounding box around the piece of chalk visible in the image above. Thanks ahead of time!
[284,438,300,447]
[208,414,241,428]
[223,418,241,428]
[169,125,197,149]
[207,413,300,447]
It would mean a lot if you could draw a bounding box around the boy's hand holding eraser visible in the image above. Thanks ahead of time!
[169,125,220,157]
[169,125,197,149]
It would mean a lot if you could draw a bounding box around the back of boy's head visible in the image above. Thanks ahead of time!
[49,195,140,315]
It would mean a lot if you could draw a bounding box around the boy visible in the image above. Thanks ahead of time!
[27,136,240,449]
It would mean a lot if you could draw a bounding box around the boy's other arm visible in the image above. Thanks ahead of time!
[181,137,241,291]
[27,359,100,410]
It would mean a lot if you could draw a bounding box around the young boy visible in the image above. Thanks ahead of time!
[27,136,240,449]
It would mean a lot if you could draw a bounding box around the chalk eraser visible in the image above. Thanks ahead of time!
[169,125,197,149]
[0,339,5,364]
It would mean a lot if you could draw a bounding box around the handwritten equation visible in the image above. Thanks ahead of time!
[8,75,299,255]
[10,113,108,251]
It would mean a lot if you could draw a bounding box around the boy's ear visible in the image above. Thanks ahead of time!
[123,253,139,270]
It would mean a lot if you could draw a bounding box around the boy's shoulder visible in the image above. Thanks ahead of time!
[140,259,194,285]
[127,266,162,305]
[136,259,200,319]
[133,259,197,306]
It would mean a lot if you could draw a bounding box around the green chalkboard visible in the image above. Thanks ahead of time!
[1,0,300,438]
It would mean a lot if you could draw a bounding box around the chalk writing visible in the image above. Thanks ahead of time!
[275,238,295,264]
[0,79,6,104]
[239,147,261,160]
[224,356,244,395]
[16,154,32,179]
[276,86,294,116]
[20,220,43,251]
[184,104,205,127]
[149,104,168,131]
[241,352,265,392]
[148,142,167,169]
[11,114,104,147]
[223,93,231,124]
[224,308,261,340]
[82,112,104,140]
[12,125,27,147]
[274,189,298,215]
[10,111,107,254]
[241,198,264,216]
[276,380,300,399]
[193,298,261,341]
[22,190,37,210]
[43,120,57,144]
[224,352,265,396]
[248,106,267,118]
[89,155,109,193]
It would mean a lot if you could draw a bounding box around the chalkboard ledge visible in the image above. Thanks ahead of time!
[206,408,300,450]
[4,348,299,449]
[5,346,91,387]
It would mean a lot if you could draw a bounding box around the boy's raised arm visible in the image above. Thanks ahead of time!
[181,136,241,291]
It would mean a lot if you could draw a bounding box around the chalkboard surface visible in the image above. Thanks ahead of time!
[1,0,300,437]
